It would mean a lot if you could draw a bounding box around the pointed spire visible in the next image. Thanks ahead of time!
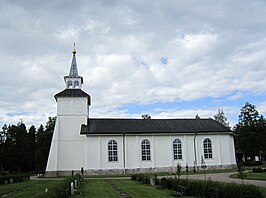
[64,44,84,89]
[69,43,78,77]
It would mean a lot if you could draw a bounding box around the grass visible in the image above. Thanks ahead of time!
[0,180,61,198]
[76,179,195,198]
[230,171,266,181]
[260,187,266,197]
[76,179,119,198]
[111,179,175,197]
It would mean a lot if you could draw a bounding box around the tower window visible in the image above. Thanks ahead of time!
[74,81,79,88]
[67,81,73,88]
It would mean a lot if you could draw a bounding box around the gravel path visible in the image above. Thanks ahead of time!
[180,172,266,187]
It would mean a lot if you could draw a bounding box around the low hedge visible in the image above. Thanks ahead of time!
[163,177,263,198]
[252,167,265,173]
[36,174,82,198]
[0,174,31,185]
[131,173,151,184]
[131,173,263,198]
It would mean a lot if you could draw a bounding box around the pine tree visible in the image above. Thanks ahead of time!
[28,125,36,172]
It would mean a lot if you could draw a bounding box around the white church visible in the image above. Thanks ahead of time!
[45,48,237,176]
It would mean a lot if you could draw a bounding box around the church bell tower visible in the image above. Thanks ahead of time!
[45,46,90,176]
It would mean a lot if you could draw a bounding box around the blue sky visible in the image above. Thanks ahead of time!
[0,0,266,129]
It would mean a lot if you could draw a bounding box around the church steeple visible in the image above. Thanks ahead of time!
[64,44,83,89]
[69,44,79,77]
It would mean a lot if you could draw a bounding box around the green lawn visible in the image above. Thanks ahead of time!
[260,187,266,197]
[111,179,175,198]
[230,171,266,181]
[76,179,193,198]
[76,179,119,198]
[0,180,61,198]
[0,177,264,197]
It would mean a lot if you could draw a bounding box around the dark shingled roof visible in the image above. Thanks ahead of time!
[54,89,91,105]
[81,118,231,135]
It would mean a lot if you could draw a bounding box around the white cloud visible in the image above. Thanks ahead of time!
[258,103,266,116]
[181,33,218,53]
[0,0,266,128]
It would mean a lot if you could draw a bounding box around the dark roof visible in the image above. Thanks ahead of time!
[81,118,231,135]
[54,89,91,105]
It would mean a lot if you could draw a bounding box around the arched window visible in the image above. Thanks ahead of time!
[108,140,118,162]
[67,81,73,88]
[203,138,212,159]
[74,81,79,88]
[141,139,151,161]
[173,139,182,160]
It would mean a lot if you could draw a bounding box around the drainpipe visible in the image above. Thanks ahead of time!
[123,133,126,175]
[193,132,198,172]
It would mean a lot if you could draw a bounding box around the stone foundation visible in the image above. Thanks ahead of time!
[45,164,237,177]
[45,170,82,177]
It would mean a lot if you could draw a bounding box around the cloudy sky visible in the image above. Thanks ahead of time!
[1,0,266,129]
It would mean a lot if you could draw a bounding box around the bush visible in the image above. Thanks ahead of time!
[0,177,4,184]
[179,179,263,198]
[160,178,168,189]
[131,174,137,180]
[131,174,264,198]
[252,167,264,173]
[219,182,263,198]
[0,174,31,185]
[131,173,150,184]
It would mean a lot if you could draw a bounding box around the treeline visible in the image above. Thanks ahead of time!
[0,117,55,174]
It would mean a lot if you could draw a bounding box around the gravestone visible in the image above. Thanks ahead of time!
[70,182,74,195]
[150,177,155,186]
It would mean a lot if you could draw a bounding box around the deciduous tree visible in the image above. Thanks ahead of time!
[214,109,230,128]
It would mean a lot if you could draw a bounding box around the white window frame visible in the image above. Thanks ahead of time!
[173,138,182,160]
[141,139,151,161]
[203,138,213,159]
[108,140,118,162]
